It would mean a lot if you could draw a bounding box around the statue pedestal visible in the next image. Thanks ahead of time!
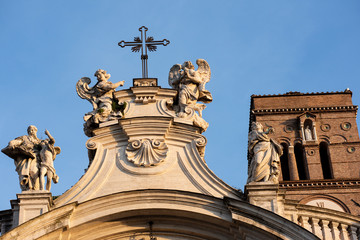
[245,182,285,215]
[16,191,52,225]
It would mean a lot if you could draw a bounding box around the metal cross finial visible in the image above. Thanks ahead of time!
[118,26,170,78]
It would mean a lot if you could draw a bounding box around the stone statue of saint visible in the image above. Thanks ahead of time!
[247,122,283,184]
[2,126,60,191]
[305,125,313,141]
[2,126,41,190]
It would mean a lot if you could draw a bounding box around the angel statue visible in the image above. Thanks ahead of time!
[247,122,283,184]
[168,59,212,118]
[76,69,125,136]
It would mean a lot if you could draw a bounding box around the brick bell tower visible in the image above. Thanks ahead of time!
[250,89,360,216]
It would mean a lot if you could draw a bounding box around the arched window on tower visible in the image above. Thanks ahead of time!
[294,143,308,180]
[280,143,290,181]
[319,142,333,179]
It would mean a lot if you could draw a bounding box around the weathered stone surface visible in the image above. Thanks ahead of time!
[168,59,212,132]
[76,69,125,136]
[247,122,282,184]
[1,126,60,192]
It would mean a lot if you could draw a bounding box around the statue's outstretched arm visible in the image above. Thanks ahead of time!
[101,81,125,91]
[112,80,125,89]
[8,138,23,149]
[45,129,55,145]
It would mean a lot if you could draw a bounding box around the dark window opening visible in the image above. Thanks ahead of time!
[280,143,290,181]
[304,119,313,129]
[294,143,307,180]
[320,142,333,179]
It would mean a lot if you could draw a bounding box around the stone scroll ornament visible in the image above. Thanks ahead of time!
[126,139,168,167]
[76,69,125,137]
[168,59,212,132]
[247,122,283,184]
[1,126,61,191]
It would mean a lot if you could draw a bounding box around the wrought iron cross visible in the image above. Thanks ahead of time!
[118,26,170,78]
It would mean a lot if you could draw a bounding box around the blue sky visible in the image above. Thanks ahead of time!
[0,1,359,210]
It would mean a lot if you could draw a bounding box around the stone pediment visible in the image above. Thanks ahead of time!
[54,83,242,207]
[297,111,316,121]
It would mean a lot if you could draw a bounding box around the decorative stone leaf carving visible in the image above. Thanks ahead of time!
[126,139,168,167]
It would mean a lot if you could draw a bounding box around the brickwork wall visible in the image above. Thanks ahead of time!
[252,92,353,109]
[250,91,360,215]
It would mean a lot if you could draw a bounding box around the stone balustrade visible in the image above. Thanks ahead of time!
[284,201,360,240]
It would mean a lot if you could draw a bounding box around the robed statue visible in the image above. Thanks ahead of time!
[2,126,60,191]
[247,122,283,184]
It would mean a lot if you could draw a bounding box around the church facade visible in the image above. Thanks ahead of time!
[0,69,318,239]
[0,30,359,238]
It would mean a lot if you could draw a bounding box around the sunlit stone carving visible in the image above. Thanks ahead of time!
[2,126,60,191]
[168,59,212,132]
[126,139,168,167]
[76,69,125,136]
[247,122,282,184]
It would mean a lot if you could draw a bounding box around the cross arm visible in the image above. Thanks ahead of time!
[118,41,141,48]
[146,39,170,46]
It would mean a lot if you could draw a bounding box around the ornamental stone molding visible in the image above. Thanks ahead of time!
[194,136,207,159]
[133,78,157,87]
[252,105,358,115]
[126,138,168,167]
[320,124,331,132]
[341,122,352,131]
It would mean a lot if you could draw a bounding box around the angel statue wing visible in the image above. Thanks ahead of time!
[76,77,98,110]
[168,64,182,89]
[196,59,211,92]
[196,59,212,103]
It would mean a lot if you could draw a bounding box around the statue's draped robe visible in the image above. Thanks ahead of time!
[305,128,313,141]
[2,135,40,190]
[247,130,282,183]
[179,80,199,105]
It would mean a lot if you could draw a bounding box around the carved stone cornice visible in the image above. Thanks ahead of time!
[114,87,177,106]
[133,78,158,87]
[131,86,159,104]
[279,179,360,190]
[119,116,172,140]
[252,105,358,115]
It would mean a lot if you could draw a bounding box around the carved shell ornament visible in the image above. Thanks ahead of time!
[126,139,168,167]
